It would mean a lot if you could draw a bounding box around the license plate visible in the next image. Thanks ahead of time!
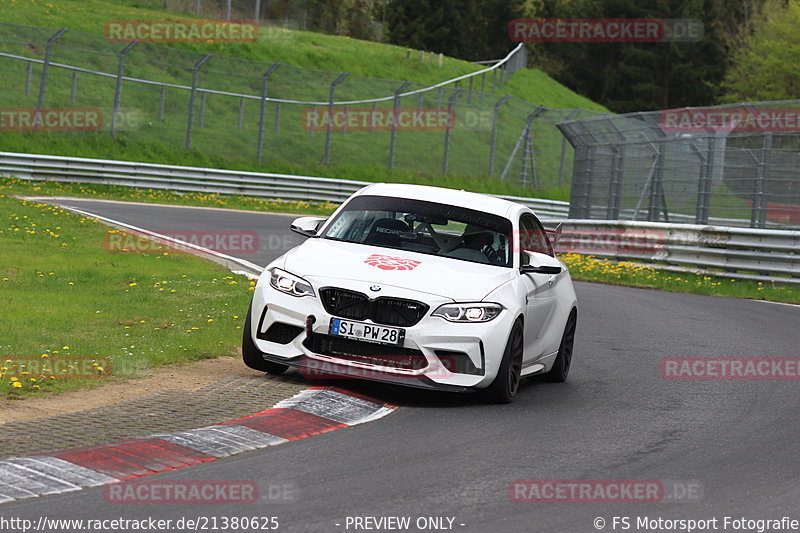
[329,318,405,346]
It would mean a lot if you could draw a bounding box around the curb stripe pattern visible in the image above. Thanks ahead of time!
[0,387,394,504]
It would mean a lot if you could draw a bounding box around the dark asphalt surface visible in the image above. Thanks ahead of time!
[5,198,800,532]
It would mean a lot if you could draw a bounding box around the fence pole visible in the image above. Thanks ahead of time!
[274,103,281,133]
[194,0,201,16]
[111,41,137,138]
[558,109,580,187]
[225,0,231,20]
[25,62,32,97]
[467,77,473,104]
[237,98,245,129]
[257,63,281,161]
[442,89,463,175]
[500,107,544,181]
[185,54,211,150]
[158,87,166,121]
[488,95,511,176]
[255,0,261,21]
[324,73,348,165]
[35,28,68,126]
[647,143,666,221]
[751,132,772,228]
[198,92,206,128]
[480,72,486,100]
[389,81,412,169]
[693,138,712,224]
[606,146,623,219]
[69,71,78,104]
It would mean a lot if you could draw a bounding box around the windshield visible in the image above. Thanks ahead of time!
[321,195,513,267]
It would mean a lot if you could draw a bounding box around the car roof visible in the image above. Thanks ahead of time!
[356,183,524,219]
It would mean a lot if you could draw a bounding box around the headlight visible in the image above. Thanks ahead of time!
[269,268,315,297]
[432,303,502,322]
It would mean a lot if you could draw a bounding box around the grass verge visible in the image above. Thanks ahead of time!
[561,253,798,304]
[0,189,255,398]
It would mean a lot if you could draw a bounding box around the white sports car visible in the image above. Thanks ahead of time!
[243,183,577,402]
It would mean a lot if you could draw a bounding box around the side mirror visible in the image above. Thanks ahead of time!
[520,251,563,275]
[290,216,327,238]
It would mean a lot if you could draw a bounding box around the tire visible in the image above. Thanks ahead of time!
[482,319,524,404]
[544,309,577,383]
[242,308,289,375]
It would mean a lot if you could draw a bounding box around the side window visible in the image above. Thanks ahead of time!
[519,214,554,261]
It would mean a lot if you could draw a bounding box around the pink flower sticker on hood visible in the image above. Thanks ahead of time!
[364,254,421,271]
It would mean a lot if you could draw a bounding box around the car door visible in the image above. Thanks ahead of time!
[519,214,561,361]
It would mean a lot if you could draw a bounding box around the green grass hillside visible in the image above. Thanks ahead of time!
[0,0,608,199]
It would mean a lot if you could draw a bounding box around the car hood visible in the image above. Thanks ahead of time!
[281,238,514,301]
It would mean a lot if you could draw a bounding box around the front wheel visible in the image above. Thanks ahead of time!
[482,319,524,404]
[544,309,577,383]
[242,309,289,375]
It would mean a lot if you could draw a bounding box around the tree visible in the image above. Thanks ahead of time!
[524,0,762,111]
[721,0,800,102]
[386,0,525,61]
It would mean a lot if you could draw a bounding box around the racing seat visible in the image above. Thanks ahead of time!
[449,224,501,264]
[363,218,410,247]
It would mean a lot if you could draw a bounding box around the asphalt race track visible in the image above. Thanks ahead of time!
[4,198,800,532]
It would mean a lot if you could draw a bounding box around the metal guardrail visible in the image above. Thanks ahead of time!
[0,151,571,217]
[542,219,799,285]
[2,151,795,284]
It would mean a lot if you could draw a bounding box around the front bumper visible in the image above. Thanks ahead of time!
[249,278,515,391]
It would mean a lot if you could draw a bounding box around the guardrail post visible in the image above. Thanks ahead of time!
[70,71,78,104]
[558,109,580,187]
[442,88,463,175]
[488,95,511,176]
[257,63,281,161]
[185,54,211,150]
[35,28,68,126]
[751,132,772,228]
[324,73,348,165]
[389,81,411,169]
[111,41,137,138]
